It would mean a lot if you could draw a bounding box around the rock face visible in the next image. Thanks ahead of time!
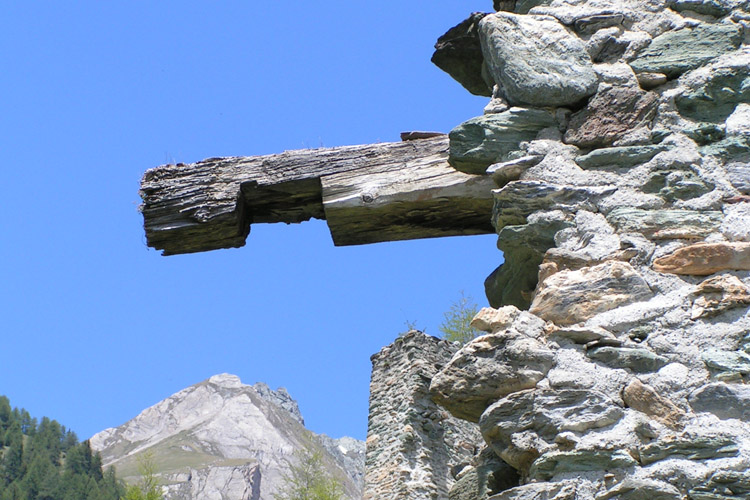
[430,312,554,422]
[402,1,750,499]
[364,331,484,500]
[90,374,364,500]
[563,85,659,148]
[431,13,492,97]
[449,109,558,174]
[479,12,598,107]
[629,23,742,78]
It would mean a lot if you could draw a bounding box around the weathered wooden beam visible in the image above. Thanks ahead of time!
[139,136,496,255]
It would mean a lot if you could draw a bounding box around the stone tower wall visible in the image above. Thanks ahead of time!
[364,331,483,500]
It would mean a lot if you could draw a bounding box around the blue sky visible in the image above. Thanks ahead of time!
[1,1,501,442]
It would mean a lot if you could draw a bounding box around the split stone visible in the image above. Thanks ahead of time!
[486,212,573,309]
[553,211,623,263]
[448,447,519,500]
[486,155,543,187]
[564,85,659,149]
[529,449,637,481]
[548,326,616,344]
[700,136,750,160]
[669,0,734,17]
[702,349,750,374]
[677,65,750,123]
[636,72,668,90]
[487,480,579,500]
[598,478,682,500]
[573,14,625,36]
[589,31,631,64]
[479,12,598,107]
[689,382,750,420]
[684,122,726,146]
[622,379,685,428]
[691,274,750,319]
[480,388,624,471]
[722,203,750,241]
[470,306,521,334]
[727,162,750,194]
[587,346,669,373]
[492,181,614,230]
[653,242,750,275]
[630,23,742,78]
[607,207,723,240]
[430,326,554,423]
[639,434,740,465]
[574,144,668,169]
[726,103,750,136]
[529,261,654,326]
[689,470,750,500]
[641,165,714,202]
[449,109,558,174]
[431,13,493,97]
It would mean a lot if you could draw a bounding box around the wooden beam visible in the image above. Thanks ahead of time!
[139,136,496,255]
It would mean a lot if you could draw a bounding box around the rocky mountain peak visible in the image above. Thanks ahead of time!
[91,374,363,500]
[251,381,304,426]
[206,373,243,388]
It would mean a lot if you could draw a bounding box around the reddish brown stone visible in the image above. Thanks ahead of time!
[691,275,750,319]
[622,379,684,429]
[653,242,750,276]
[563,85,659,148]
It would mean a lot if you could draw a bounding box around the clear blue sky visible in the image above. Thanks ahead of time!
[1,1,501,442]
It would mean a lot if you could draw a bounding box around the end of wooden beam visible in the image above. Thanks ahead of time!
[139,160,251,256]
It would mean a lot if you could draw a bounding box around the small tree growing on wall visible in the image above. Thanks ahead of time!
[274,445,343,500]
[439,292,480,345]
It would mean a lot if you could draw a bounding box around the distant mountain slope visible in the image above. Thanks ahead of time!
[90,374,364,500]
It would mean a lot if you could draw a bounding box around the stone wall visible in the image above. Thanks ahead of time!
[419,1,750,499]
[363,331,483,500]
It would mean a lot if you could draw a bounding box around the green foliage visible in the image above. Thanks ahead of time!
[403,319,420,333]
[120,451,162,500]
[274,446,343,500]
[0,395,126,500]
[439,292,481,345]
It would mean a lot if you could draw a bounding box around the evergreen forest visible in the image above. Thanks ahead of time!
[0,395,125,500]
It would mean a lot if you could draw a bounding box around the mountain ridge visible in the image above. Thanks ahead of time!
[91,373,364,500]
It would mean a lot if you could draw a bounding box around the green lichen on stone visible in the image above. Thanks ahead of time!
[630,23,742,79]
[448,109,558,174]
[689,470,750,500]
[684,123,726,145]
[606,207,723,240]
[587,346,669,373]
[700,136,750,159]
[702,349,750,374]
[640,435,740,465]
[485,217,573,309]
[669,0,733,17]
[575,145,668,169]
[642,167,715,202]
[677,68,750,123]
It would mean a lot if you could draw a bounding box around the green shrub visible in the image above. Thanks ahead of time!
[439,292,481,345]
[274,445,343,500]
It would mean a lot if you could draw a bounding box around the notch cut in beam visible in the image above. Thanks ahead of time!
[139,136,495,256]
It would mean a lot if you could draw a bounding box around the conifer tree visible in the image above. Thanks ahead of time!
[0,396,126,500]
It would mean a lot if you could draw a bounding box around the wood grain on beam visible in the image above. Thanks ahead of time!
[139,136,495,255]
